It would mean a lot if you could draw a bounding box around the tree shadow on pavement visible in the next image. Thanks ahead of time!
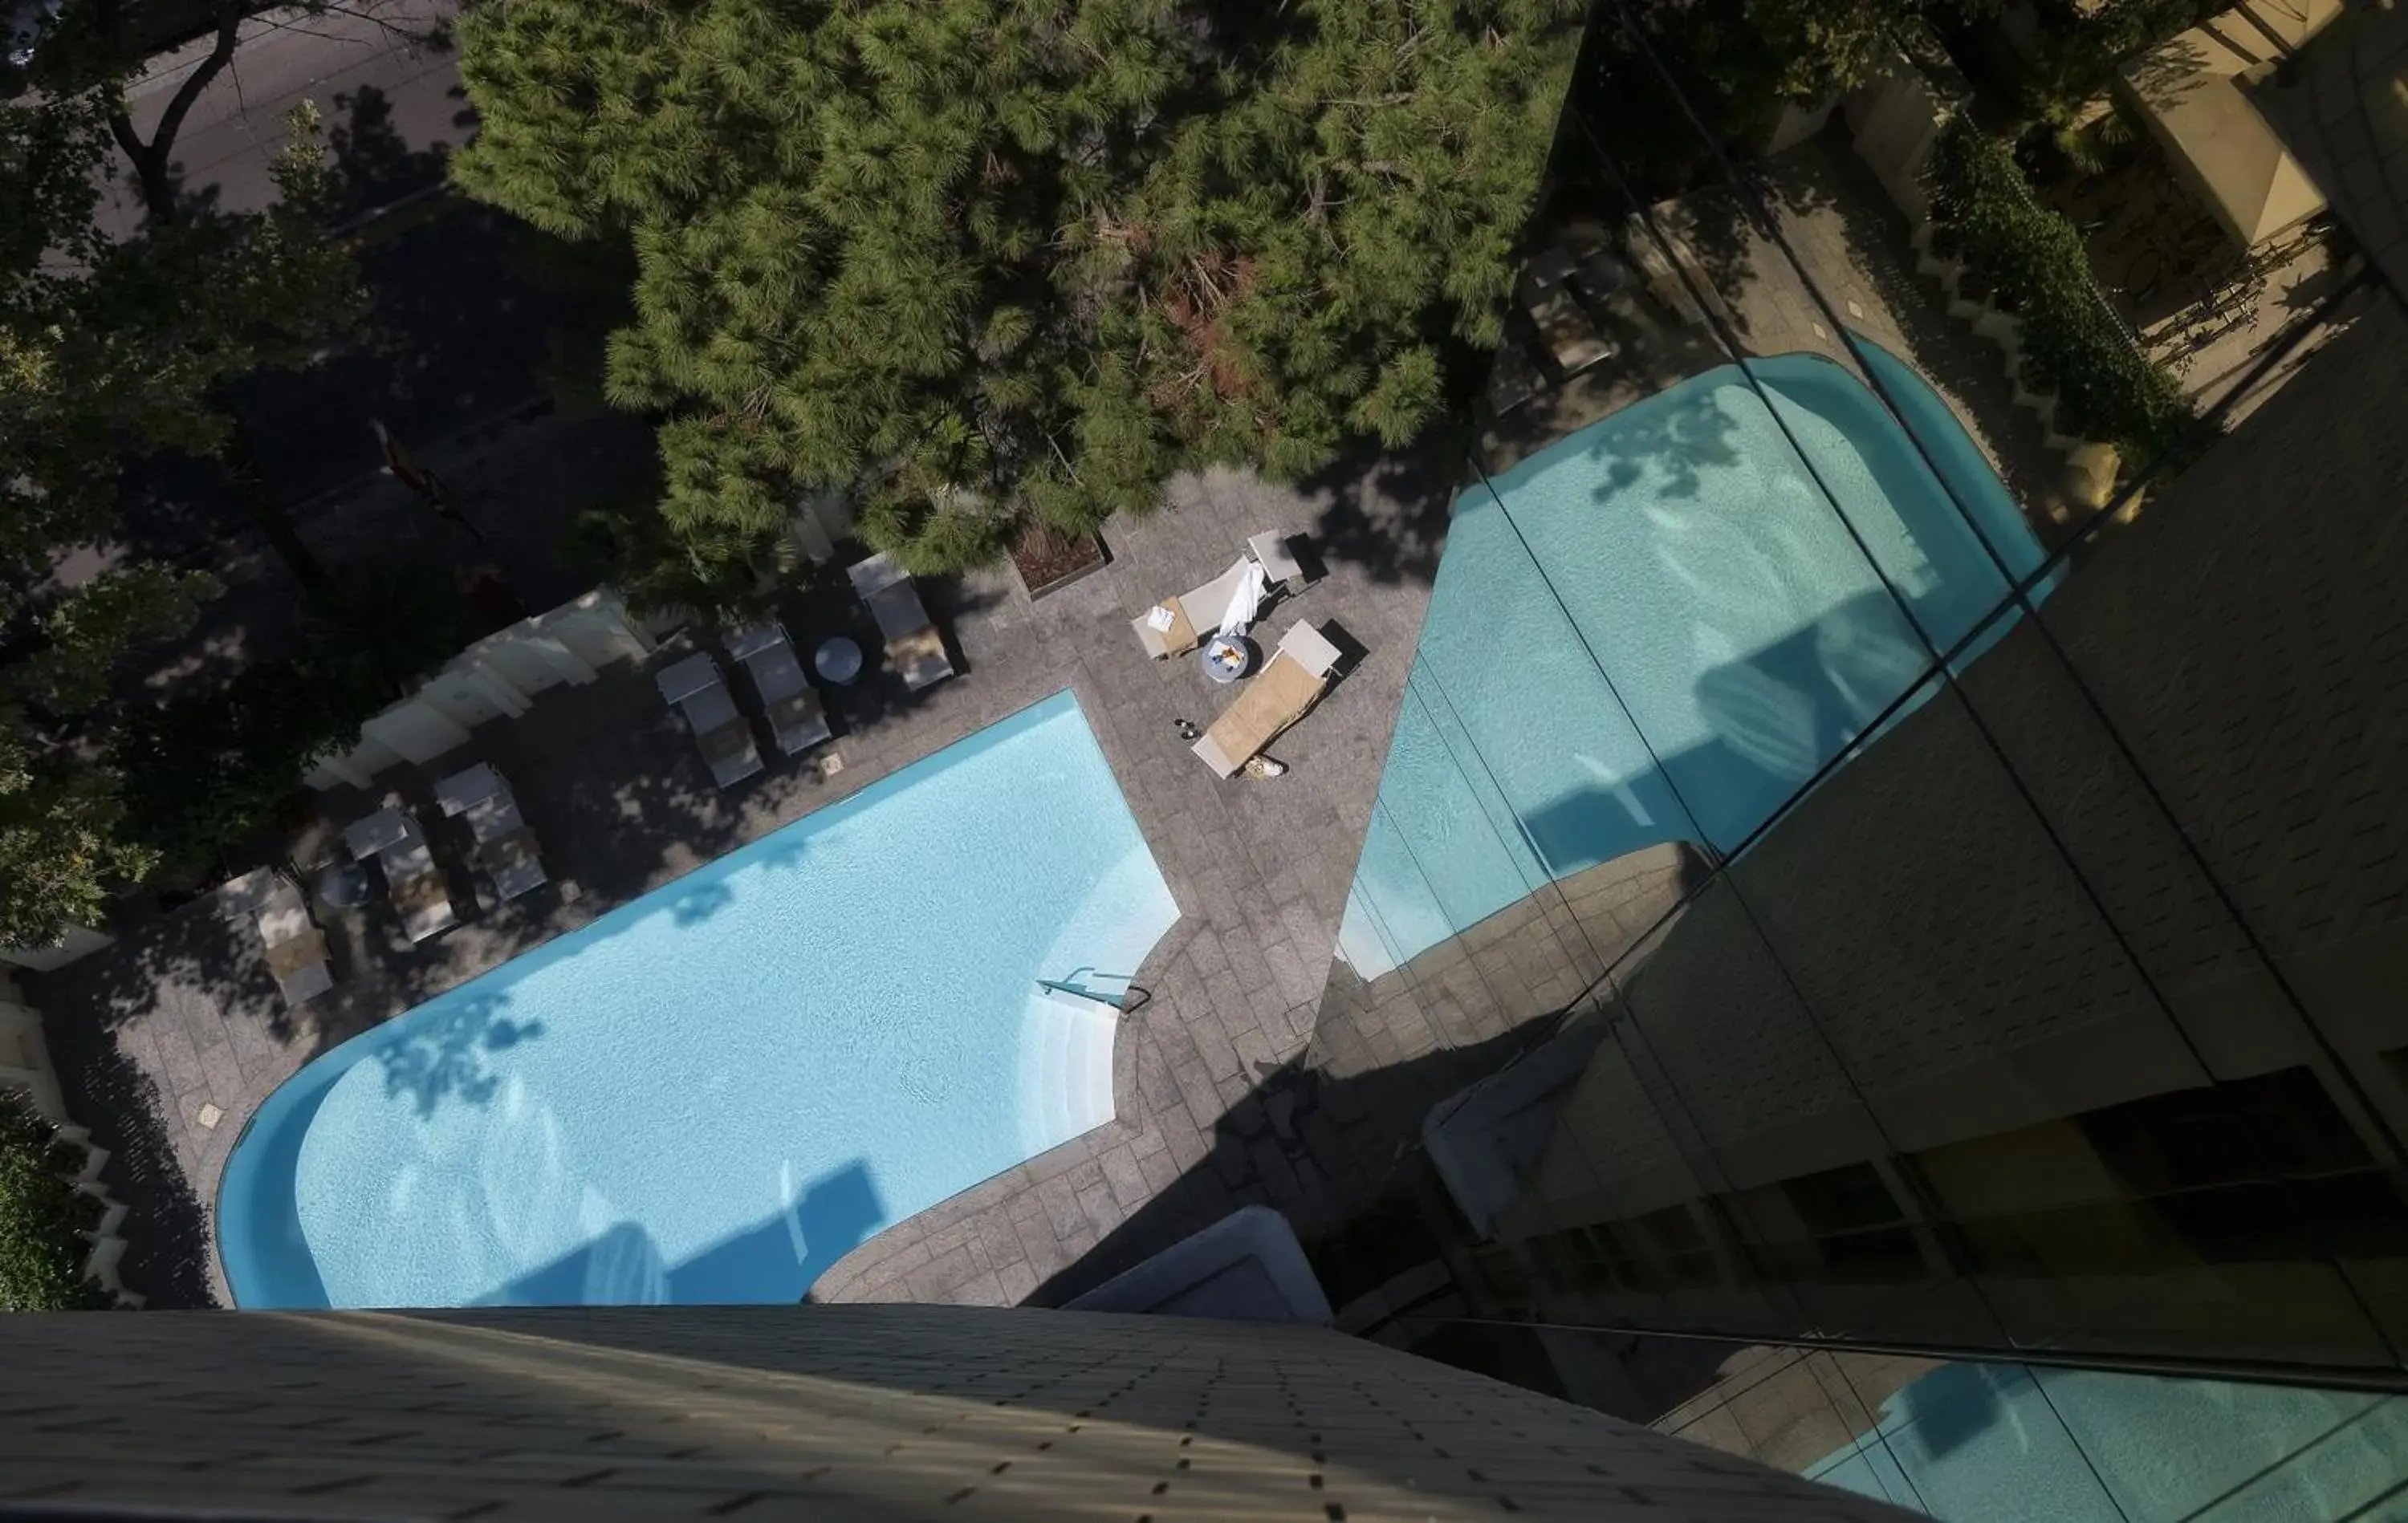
[327,82,453,223]
[1299,432,1462,587]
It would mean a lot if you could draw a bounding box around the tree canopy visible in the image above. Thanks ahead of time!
[0,32,364,947]
[455,0,1585,576]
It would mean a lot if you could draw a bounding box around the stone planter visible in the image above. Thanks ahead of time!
[43,1127,141,1307]
[1946,283,1994,323]
[1916,250,1966,292]
[1971,303,2022,348]
[1009,524,1108,602]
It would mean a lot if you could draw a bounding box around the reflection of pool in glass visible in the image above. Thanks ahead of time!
[1806,1360,2408,1521]
[219,689,1177,1309]
[1339,341,2048,979]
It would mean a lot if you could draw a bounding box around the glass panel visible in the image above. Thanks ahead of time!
[2024,301,2408,1159]
[1602,878,2007,1349]
[1723,674,2398,1367]
[2028,1365,2402,1523]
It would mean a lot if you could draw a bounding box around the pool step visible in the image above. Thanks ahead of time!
[1023,991,1117,1147]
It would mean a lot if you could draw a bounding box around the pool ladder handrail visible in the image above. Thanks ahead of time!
[1035,969,1151,1013]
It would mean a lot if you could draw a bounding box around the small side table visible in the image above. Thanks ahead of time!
[315,861,371,910]
[816,636,864,685]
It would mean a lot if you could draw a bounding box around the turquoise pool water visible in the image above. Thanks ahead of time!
[1808,1360,2408,1521]
[218,690,1177,1309]
[1339,341,2048,979]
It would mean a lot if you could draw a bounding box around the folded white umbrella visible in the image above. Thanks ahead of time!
[1216,560,1271,638]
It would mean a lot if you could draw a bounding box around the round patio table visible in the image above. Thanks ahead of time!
[1200,635,1257,684]
[315,860,371,910]
[816,636,864,685]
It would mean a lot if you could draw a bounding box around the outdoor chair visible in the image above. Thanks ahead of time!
[1519,247,1613,376]
[342,808,459,944]
[847,554,955,692]
[1133,557,1250,661]
[1191,620,1346,778]
[1247,530,1308,592]
[1134,533,1310,660]
[657,651,767,789]
[1620,212,1731,328]
[249,874,334,1005]
[437,762,550,902]
[726,622,833,755]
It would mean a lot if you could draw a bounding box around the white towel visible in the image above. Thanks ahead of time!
[1217,561,1270,638]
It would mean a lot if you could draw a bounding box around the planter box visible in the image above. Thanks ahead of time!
[1010,525,1109,602]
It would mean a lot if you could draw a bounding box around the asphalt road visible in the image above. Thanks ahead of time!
[104,0,465,234]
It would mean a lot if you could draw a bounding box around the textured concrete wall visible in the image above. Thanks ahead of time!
[0,1304,1923,1521]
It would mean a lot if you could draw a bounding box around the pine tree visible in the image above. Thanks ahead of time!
[455,0,1585,577]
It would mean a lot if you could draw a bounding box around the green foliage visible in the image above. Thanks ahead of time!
[1929,120,2192,459]
[1597,0,1984,179]
[112,661,383,879]
[0,1092,110,1311]
[9,567,225,716]
[0,100,364,566]
[299,567,466,705]
[2020,0,2218,132]
[559,448,798,620]
[0,83,364,937]
[0,733,155,952]
[455,0,1587,574]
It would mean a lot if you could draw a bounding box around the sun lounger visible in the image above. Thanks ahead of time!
[1527,284,1614,375]
[1132,558,1252,660]
[387,864,456,943]
[344,807,460,944]
[657,651,766,788]
[1192,621,1345,778]
[1519,250,1613,375]
[437,762,550,901]
[262,927,334,1005]
[1247,531,1307,591]
[214,866,287,923]
[847,554,955,691]
[477,829,547,902]
[1487,339,1548,415]
[250,875,334,1005]
[1620,212,1730,328]
[726,622,832,755]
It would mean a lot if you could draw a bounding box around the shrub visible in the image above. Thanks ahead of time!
[0,1093,111,1311]
[1928,119,2194,461]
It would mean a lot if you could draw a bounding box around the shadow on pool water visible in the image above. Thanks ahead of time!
[486,1163,884,1306]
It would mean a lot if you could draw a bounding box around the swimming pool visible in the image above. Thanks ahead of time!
[218,689,1177,1308]
[1338,341,2048,979]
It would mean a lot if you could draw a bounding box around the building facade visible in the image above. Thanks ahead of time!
[0,1303,1920,1521]
[1336,0,2408,1400]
